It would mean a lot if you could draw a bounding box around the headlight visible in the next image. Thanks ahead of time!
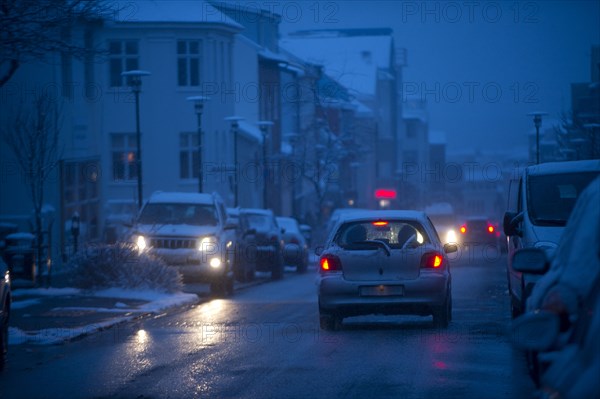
[446,229,457,244]
[136,235,147,252]
[209,257,222,268]
[198,236,218,252]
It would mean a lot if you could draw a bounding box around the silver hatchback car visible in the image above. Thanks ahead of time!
[317,210,457,330]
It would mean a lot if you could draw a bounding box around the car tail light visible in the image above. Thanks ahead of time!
[320,255,342,272]
[421,252,445,269]
[460,225,467,234]
[488,225,495,233]
[290,237,300,244]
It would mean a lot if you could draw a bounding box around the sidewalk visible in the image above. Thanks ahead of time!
[8,275,199,346]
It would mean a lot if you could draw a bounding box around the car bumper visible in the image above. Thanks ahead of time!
[318,273,449,317]
[151,248,228,280]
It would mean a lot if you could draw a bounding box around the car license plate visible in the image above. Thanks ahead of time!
[359,285,404,297]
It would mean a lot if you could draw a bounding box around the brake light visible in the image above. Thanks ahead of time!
[320,255,342,272]
[488,225,495,233]
[460,225,466,234]
[421,252,444,269]
[372,220,388,226]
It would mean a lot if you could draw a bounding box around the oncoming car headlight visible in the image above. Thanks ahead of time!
[198,236,218,252]
[209,257,222,268]
[136,235,147,252]
[445,229,457,245]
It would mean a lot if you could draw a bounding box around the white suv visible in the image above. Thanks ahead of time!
[131,192,236,296]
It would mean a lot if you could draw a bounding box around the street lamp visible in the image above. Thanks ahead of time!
[257,121,273,208]
[187,96,210,192]
[225,116,244,207]
[121,70,151,209]
[527,111,548,165]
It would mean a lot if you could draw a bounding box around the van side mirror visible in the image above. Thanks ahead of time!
[511,248,549,274]
[503,211,522,237]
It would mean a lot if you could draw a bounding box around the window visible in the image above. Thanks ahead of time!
[180,132,199,179]
[108,40,139,87]
[177,40,201,86]
[111,133,138,181]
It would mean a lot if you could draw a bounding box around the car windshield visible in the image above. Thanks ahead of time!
[334,220,430,250]
[243,214,275,231]
[137,203,218,226]
[528,172,599,226]
[277,218,299,233]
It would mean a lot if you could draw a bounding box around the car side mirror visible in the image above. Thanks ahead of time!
[224,218,236,230]
[510,311,560,351]
[511,248,549,274]
[443,243,458,254]
[503,211,522,237]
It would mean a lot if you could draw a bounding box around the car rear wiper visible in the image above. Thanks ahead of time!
[356,240,392,256]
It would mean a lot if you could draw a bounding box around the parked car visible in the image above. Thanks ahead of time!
[226,207,253,282]
[238,208,285,280]
[510,176,600,393]
[0,257,11,371]
[276,216,309,273]
[317,210,457,331]
[504,159,600,318]
[130,192,236,296]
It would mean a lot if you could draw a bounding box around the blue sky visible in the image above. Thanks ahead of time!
[278,1,600,155]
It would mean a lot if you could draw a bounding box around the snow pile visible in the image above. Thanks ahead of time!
[67,243,183,293]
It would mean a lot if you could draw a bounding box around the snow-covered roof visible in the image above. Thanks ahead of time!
[239,208,273,216]
[527,159,600,176]
[238,121,263,143]
[148,192,214,205]
[110,0,243,29]
[280,32,393,97]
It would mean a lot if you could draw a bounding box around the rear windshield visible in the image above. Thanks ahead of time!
[138,203,218,226]
[334,220,430,250]
[527,171,599,226]
[242,214,276,231]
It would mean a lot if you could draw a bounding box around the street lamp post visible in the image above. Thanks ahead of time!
[527,111,548,165]
[187,96,210,192]
[257,121,273,209]
[225,116,244,207]
[121,70,151,209]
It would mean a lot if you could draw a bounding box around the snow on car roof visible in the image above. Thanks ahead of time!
[336,210,429,224]
[527,159,600,176]
[239,208,273,216]
[148,192,214,205]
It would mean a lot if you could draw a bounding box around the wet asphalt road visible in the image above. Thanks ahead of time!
[0,248,536,398]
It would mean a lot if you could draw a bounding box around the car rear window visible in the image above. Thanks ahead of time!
[334,220,430,250]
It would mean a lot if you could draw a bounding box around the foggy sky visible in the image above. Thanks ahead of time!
[277,1,600,157]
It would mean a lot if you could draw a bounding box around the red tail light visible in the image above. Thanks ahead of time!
[460,225,467,234]
[487,225,495,233]
[320,255,342,272]
[290,237,300,244]
[421,252,445,269]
